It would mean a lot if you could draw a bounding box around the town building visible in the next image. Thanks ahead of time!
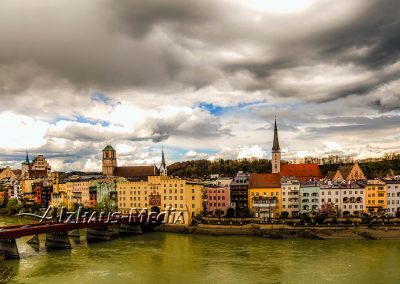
[248,173,281,218]
[270,119,322,181]
[332,163,366,182]
[20,152,51,179]
[32,181,53,209]
[91,179,118,204]
[204,177,233,187]
[300,181,320,213]
[384,180,400,217]
[340,182,365,216]
[117,175,204,224]
[230,171,250,215]
[0,166,17,180]
[204,185,231,216]
[365,180,386,214]
[281,177,300,218]
[102,145,160,179]
[320,183,341,213]
[30,155,51,178]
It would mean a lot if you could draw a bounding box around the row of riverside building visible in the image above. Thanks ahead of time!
[1,120,399,222]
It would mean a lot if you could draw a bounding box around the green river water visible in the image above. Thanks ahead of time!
[1,217,400,283]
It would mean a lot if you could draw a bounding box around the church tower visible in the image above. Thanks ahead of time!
[21,150,31,179]
[102,145,117,176]
[272,119,281,174]
[160,148,167,176]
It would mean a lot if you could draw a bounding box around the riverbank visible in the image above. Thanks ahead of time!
[155,223,400,240]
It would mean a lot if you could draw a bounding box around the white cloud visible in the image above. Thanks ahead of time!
[0,112,48,150]
[184,150,209,159]
[237,145,266,159]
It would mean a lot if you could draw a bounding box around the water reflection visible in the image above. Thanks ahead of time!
[2,217,400,283]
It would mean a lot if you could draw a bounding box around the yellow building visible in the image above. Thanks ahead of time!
[117,175,204,224]
[51,182,68,208]
[365,180,386,214]
[63,180,95,209]
[0,166,17,180]
[248,173,281,218]
[22,178,42,194]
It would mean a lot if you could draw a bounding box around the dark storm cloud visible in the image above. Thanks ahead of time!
[1,0,399,105]
[1,0,400,169]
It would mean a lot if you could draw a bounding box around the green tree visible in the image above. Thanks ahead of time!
[5,198,22,215]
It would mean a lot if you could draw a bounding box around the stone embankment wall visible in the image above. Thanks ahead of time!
[154,223,400,240]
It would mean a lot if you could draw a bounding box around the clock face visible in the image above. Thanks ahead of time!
[149,194,161,206]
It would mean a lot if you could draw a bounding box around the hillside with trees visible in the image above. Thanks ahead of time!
[168,156,400,179]
[167,159,273,178]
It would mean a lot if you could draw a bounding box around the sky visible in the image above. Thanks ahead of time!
[0,0,400,172]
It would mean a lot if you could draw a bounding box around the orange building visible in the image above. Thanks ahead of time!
[365,180,386,214]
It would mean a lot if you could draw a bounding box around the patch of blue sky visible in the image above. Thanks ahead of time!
[149,146,217,162]
[91,91,115,106]
[198,100,266,116]
[74,114,110,127]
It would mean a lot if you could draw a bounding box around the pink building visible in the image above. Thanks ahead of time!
[204,186,231,216]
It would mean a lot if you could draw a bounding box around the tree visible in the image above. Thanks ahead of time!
[94,195,117,213]
[226,207,235,218]
[214,209,224,217]
[280,211,289,219]
[5,198,22,215]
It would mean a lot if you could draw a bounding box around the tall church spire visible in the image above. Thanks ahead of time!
[271,119,281,174]
[25,150,30,164]
[160,148,167,176]
[272,119,280,151]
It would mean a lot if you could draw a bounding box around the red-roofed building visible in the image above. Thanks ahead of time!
[280,164,323,181]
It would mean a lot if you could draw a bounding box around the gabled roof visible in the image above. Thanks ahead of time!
[249,173,281,188]
[113,165,159,179]
[337,165,354,180]
[280,164,323,181]
[327,171,336,180]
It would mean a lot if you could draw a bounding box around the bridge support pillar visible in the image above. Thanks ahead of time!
[45,231,71,249]
[87,226,111,242]
[120,223,143,234]
[69,229,80,243]
[0,239,19,259]
[27,235,40,245]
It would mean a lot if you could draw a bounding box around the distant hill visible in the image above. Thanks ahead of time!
[167,159,272,178]
[168,158,400,179]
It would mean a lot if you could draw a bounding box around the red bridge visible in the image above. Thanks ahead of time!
[0,217,153,260]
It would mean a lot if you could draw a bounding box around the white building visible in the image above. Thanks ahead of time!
[320,183,341,213]
[385,180,400,217]
[281,177,300,218]
[300,182,320,213]
[340,182,365,216]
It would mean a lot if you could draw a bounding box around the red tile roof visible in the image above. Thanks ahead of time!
[113,166,159,179]
[280,164,323,181]
[249,173,281,188]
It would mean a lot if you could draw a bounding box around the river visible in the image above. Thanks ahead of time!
[1,216,400,283]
